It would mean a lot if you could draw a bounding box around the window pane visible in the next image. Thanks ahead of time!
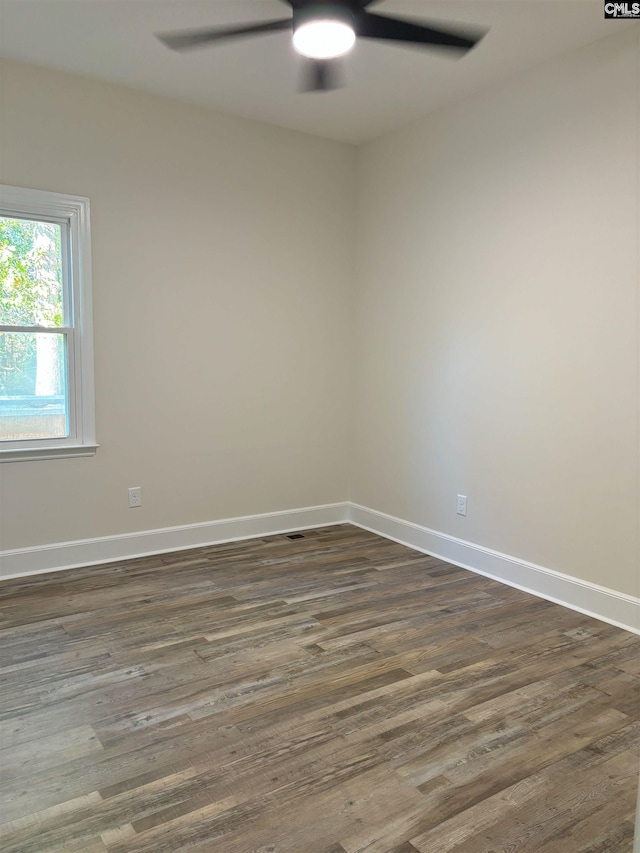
[0,331,69,440]
[0,216,64,327]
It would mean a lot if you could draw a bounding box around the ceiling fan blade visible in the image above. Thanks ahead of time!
[157,18,291,52]
[356,12,484,52]
[300,59,343,92]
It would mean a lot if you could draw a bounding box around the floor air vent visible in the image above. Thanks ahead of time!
[286,533,305,540]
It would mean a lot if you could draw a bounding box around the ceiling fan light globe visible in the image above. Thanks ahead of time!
[292,20,356,60]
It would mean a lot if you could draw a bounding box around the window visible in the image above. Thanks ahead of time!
[0,186,96,461]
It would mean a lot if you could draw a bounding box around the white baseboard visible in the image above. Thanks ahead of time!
[3,500,638,636]
[348,503,640,636]
[0,502,350,580]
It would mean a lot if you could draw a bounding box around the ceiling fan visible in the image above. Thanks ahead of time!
[156,1,487,92]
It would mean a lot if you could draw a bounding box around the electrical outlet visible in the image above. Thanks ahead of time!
[456,494,467,516]
[128,486,142,508]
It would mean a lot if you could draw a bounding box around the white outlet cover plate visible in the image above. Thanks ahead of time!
[128,487,142,508]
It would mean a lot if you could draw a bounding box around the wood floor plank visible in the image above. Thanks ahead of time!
[0,524,638,852]
[411,747,639,853]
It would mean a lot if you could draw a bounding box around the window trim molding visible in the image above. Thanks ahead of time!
[0,443,100,463]
[0,185,97,462]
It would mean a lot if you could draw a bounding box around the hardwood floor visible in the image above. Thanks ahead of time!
[0,524,638,853]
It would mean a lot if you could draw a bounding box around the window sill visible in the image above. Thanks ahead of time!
[0,444,99,463]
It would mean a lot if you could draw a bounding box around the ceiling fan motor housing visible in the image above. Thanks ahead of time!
[293,2,356,31]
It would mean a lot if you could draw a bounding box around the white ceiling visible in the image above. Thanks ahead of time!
[0,1,627,144]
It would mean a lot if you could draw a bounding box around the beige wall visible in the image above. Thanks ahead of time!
[352,30,639,598]
[2,31,638,602]
[0,59,355,549]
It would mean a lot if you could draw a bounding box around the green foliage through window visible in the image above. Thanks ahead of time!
[0,217,64,326]
[0,217,65,397]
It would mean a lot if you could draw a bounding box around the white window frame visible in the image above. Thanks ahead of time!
[0,185,97,462]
